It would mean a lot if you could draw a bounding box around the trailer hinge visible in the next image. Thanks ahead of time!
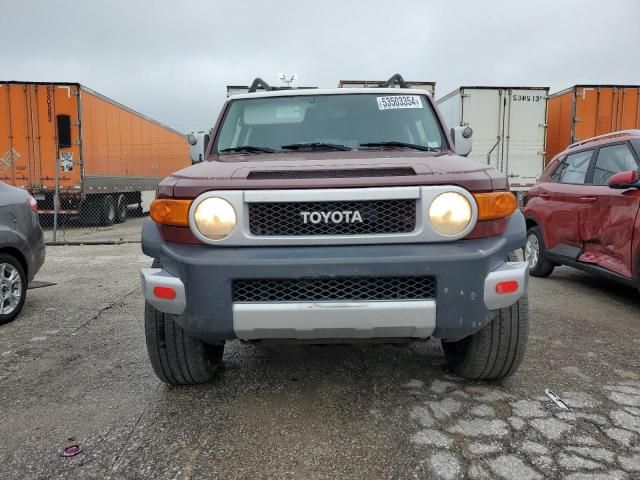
[73,140,82,145]
[539,123,548,128]
[574,117,582,122]
[461,94,470,98]
[461,122,470,127]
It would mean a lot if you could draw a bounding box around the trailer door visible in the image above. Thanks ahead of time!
[503,89,547,189]
[34,85,82,192]
[617,87,640,131]
[460,88,505,169]
[0,83,33,188]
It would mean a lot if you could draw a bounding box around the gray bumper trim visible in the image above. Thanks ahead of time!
[140,268,186,315]
[484,261,529,310]
[233,300,436,340]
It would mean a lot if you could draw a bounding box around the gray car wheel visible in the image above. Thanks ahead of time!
[0,254,27,325]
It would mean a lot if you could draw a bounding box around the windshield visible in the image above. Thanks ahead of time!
[214,93,446,154]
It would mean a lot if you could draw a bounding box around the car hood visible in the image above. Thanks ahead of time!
[161,150,506,198]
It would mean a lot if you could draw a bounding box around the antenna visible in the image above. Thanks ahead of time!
[277,73,298,88]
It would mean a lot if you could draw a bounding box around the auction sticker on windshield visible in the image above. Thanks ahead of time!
[377,95,423,110]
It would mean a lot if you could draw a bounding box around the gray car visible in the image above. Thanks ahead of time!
[0,181,46,324]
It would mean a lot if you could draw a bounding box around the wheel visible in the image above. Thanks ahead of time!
[0,254,28,325]
[99,195,116,226]
[525,226,555,277]
[115,194,127,224]
[442,294,529,380]
[145,299,224,385]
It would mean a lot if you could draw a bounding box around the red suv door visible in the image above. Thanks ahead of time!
[577,142,640,278]
[534,149,595,256]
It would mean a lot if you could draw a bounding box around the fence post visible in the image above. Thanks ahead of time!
[53,153,60,243]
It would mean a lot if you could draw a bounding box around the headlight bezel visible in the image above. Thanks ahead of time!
[428,191,474,237]
[189,195,237,241]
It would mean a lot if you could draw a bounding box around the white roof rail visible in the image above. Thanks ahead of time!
[568,129,640,149]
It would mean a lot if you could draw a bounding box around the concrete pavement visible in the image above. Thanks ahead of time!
[0,244,638,479]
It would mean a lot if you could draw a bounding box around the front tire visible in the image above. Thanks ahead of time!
[442,294,529,380]
[526,226,555,277]
[0,254,28,325]
[145,302,224,385]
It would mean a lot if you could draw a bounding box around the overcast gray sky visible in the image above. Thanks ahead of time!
[2,0,639,133]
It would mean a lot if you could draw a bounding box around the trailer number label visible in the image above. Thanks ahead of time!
[377,96,423,110]
[512,94,545,102]
[60,152,74,172]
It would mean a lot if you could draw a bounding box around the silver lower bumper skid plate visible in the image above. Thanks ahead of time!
[233,300,436,340]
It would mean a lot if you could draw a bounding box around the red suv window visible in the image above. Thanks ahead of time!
[592,143,639,185]
[550,150,593,184]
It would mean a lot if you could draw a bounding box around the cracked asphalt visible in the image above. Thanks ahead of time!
[1,244,639,479]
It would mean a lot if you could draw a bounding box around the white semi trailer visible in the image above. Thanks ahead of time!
[437,86,549,193]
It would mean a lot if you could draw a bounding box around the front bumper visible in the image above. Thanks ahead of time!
[141,211,527,342]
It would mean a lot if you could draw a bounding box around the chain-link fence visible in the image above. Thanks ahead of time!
[476,150,546,191]
[40,189,154,244]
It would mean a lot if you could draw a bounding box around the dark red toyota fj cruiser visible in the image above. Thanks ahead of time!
[141,74,529,385]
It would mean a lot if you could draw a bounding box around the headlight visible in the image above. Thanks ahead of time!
[193,197,236,240]
[428,192,472,236]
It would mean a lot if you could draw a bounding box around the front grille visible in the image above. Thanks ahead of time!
[248,199,416,236]
[233,277,436,302]
[248,168,415,180]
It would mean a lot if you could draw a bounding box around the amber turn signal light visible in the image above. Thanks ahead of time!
[473,192,517,221]
[150,199,192,227]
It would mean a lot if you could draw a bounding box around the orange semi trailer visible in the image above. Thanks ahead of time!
[0,82,190,224]
[546,85,640,164]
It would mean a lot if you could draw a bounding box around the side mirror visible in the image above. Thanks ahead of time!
[450,126,473,157]
[187,132,210,164]
[608,170,639,189]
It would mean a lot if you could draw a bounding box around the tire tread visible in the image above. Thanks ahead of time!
[442,293,529,380]
[144,261,223,386]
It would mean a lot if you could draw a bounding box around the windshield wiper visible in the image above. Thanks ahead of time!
[281,142,352,152]
[359,141,439,152]
[220,145,275,154]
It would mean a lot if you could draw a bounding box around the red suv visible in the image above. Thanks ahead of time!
[524,130,640,290]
